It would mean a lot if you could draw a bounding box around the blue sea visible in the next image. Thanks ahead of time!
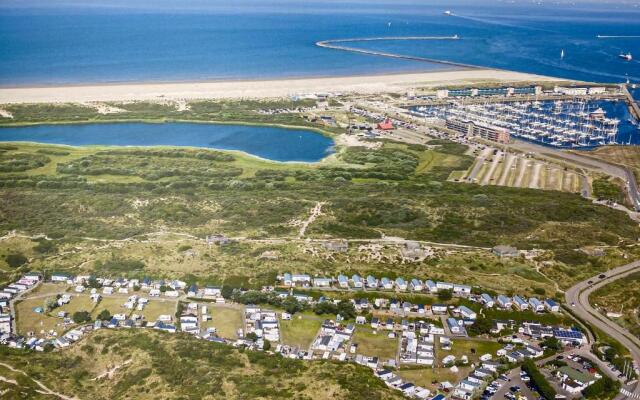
[0,123,335,162]
[0,0,639,85]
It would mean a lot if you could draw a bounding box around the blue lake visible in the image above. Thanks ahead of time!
[0,123,335,162]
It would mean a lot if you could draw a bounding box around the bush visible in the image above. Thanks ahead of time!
[5,253,27,268]
[72,311,92,324]
[97,309,112,321]
[437,290,453,301]
[582,376,620,398]
[522,359,556,400]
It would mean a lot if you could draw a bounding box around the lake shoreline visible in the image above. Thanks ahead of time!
[0,122,336,163]
[0,69,560,104]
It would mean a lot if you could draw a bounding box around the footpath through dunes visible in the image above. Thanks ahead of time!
[316,36,482,70]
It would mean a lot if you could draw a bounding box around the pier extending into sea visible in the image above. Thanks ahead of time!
[316,36,482,70]
[622,84,640,122]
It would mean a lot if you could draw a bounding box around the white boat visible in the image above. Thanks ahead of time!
[444,10,452,16]
[619,52,633,61]
[561,49,565,59]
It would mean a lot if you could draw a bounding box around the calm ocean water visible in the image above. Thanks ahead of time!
[0,1,639,85]
[0,123,335,162]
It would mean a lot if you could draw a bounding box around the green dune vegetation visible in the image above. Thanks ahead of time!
[0,134,639,293]
[0,329,403,400]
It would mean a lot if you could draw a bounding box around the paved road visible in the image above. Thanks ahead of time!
[565,261,640,399]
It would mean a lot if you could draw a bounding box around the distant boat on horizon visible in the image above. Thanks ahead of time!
[444,10,453,16]
[619,52,633,61]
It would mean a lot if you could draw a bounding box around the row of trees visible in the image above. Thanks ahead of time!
[227,289,356,319]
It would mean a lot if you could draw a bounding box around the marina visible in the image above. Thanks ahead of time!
[411,98,639,148]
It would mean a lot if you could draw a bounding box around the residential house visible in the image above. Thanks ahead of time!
[453,284,472,296]
[496,295,512,309]
[544,299,560,312]
[410,279,423,292]
[513,296,528,310]
[395,277,407,291]
[351,275,363,288]
[529,297,544,312]
[425,280,437,293]
[313,277,332,288]
[337,275,349,288]
[480,293,494,308]
[458,305,477,320]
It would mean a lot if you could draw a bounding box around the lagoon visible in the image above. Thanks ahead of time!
[0,122,335,162]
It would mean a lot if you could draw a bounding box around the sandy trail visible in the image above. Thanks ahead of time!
[93,359,133,381]
[0,362,80,400]
[298,202,325,238]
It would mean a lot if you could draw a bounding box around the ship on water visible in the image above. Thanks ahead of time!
[619,52,633,61]
[560,49,565,59]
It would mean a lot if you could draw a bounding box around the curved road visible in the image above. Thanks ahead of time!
[565,260,640,399]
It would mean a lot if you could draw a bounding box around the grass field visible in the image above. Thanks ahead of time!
[438,338,503,366]
[91,296,130,319]
[351,327,398,362]
[139,299,177,322]
[397,366,472,392]
[280,312,323,349]
[56,294,97,316]
[15,297,65,336]
[203,305,244,340]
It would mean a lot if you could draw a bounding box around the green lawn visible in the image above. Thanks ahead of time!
[202,305,244,339]
[398,366,471,392]
[439,338,503,365]
[55,294,97,316]
[15,297,65,336]
[351,327,398,361]
[280,312,323,349]
[91,296,129,319]
[139,299,177,323]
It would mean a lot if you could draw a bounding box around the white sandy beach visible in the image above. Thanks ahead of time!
[0,69,559,104]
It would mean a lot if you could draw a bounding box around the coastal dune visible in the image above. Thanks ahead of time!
[0,69,557,104]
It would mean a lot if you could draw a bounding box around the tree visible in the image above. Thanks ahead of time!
[263,340,271,351]
[522,359,556,400]
[97,309,112,321]
[541,337,561,351]
[246,332,258,342]
[72,311,92,324]
[5,253,27,268]
[33,239,56,254]
[282,296,303,315]
[437,290,453,301]
[221,285,235,299]
[313,301,337,316]
[87,276,101,289]
[467,317,492,336]
[336,300,356,320]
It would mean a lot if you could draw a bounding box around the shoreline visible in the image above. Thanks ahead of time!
[0,69,560,104]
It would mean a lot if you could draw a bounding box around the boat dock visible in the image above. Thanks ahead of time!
[622,84,640,121]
